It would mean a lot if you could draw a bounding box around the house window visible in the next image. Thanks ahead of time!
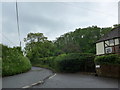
[109,39,114,45]
[105,47,112,53]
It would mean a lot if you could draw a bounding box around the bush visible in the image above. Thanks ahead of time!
[94,54,120,65]
[32,53,95,73]
[54,53,95,73]
[0,58,1,76]
[2,45,32,76]
[32,56,56,71]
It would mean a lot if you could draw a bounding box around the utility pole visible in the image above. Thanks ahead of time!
[16,0,21,48]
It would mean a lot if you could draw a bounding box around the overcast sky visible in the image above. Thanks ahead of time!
[2,1,119,48]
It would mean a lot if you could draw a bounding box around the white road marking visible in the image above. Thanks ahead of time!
[22,73,56,88]
[49,73,56,79]
[38,80,44,83]
[22,80,44,88]
[22,85,31,88]
[31,83,38,86]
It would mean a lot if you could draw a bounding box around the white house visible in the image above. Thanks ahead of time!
[96,26,120,55]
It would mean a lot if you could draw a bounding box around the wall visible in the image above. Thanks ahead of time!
[115,38,119,45]
[96,42,105,55]
[96,65,120,78]
[96,38,120,55]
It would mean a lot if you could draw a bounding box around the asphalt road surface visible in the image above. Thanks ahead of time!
[2,67,53,88]
[32,73,119,88]
[2,67,119,88]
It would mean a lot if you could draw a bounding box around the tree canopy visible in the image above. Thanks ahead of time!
[24,33,59,62]
[24,25,113,63]
[54,26,112,54]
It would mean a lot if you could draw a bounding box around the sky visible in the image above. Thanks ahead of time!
[1,1,119,48]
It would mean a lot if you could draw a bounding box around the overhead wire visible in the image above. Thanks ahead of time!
[61,2,117,18]
[2,1,21,47]
[2,33,16,46]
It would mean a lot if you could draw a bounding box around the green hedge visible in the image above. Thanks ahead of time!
[2,45,32,76]
[94,54,120,65]
[54,53,95,72]
[32,56,56,70]
[0,58,1,76]
[32,53,95,73]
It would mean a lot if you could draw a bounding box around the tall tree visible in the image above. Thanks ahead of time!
[24,33,58,62]
[54,26,112,54]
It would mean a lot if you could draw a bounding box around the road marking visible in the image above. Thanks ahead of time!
[22,80,44,88]
[31,83,38,86]
[22,85,31,88]
[49,73,56,79]
[22,73,56,88]
[38,80,44,83]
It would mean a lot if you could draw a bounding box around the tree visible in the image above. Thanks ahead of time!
[24,33,47,43]
[54,26,112,54]
[24,33,58,62]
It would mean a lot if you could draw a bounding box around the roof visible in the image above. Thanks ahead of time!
[96,26,120,43]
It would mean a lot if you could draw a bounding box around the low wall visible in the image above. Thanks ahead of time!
[96,64,120,78]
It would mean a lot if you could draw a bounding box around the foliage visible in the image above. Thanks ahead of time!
[24,33,60,62]
[32,56,56,71]
[32,56,56,67]
[32,53,95,73]
[54,26,112,54]
[2,45,31,76]
[113,24,120,28]
[24,26,113,65]
[0,44,1,57]
[54,53,95,73]
[0,57,1,76]
[94,54,120,65]
[23,25,116,73]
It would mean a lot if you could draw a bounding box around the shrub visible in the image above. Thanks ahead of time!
[54,53,95,73]
[32,56,56,70]
[2,45,31,76]
[32,53,95,73]
[94,54,120,65]
[0,58,1,76]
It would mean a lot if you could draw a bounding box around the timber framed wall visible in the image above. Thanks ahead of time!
[96,37,120,55]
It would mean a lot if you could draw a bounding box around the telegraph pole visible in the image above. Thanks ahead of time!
[16,0,21,48]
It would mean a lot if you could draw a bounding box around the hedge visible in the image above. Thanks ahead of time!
[0,58,1,76]
[32,53,95,73]
[2,45,32,76]
[94,54,120,65]
[94,54,120,78]
[54,53,95,72]
[32,56,56,71]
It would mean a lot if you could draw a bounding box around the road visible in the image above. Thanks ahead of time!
[32,73,119,88]
[2,67,53,88]
[2,67,119,88]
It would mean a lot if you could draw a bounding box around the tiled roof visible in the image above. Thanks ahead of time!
[96,26,120,43]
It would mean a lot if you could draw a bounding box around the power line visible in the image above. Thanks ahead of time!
[61,3,116,18]
[2,33,16,46]
[16,0,21,47]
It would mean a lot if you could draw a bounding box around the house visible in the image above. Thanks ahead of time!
[96,26,120,55]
